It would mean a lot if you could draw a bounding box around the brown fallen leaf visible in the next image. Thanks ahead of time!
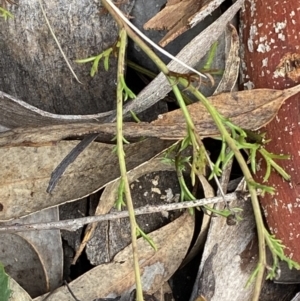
[1,84,300,148]
[34,212,194,301]
[0,138,173,221]
[152,84,300,138]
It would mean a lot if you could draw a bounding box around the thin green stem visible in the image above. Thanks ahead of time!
[101,1,269,299]
[116,28,143,301]
[186,85,266,301]
[102,0,169,76]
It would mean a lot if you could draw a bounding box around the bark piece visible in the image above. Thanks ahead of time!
[143,0,203,47]
[240,0,300,263]
[0,0,134,115]
[143,0,227,47]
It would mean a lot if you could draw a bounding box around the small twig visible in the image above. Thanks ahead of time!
[37,0,82,84]
[64,280,81,301]
[0,192,246,233]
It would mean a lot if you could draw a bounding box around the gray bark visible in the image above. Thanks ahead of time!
[0,0,134,115]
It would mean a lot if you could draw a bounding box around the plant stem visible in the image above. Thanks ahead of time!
[101,0,169,76]
[102,0,205,78]
[187,85,266,301]
[101,1,267,298]
[116,28,143,301]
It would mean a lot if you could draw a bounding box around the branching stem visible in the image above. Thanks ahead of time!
[99,1,294,300]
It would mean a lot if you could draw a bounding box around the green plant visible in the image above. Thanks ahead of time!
[0,6,13,20]
[77,1,300,300]
[0,262,11,301]
[76,46,117,77]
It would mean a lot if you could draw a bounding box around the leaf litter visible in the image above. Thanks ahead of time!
[0,138,173,221]
[73,157,175,265]
[1,1,300,298]
[33,212,194,301]
[1,84,300,146]
[0,83,299,221]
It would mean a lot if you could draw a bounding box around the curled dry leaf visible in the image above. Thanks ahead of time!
[1,84,300,148]
[0,138,173,221]
[0,91,112,128]
[0,233,47,297]
[34,212,194,301]
[4,208,63,292]
[213,23,240,95]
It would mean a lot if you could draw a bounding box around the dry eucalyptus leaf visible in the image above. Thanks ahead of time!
[75,157,175,265]
[190,197,256,301]
[34,212,194,301]
[0,233,47,297]
[1,84,300,149]
[4,208,63,292]
[9,278,33,301]
[0,138,173,221]
[213,23,240,95]
[151,83,300,138]
[0,0,135,116]
[0,91,111,128]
